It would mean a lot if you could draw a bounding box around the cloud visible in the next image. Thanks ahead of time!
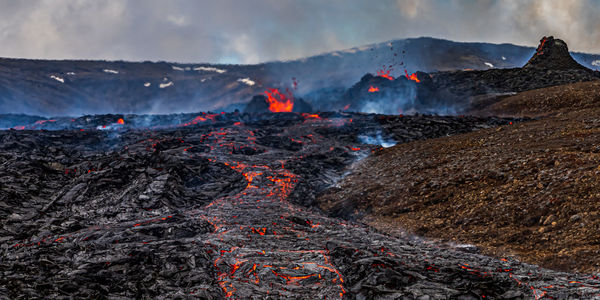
[0,0,598,63]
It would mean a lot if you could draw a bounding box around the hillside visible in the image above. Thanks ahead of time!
[318,80,600,274]
[2,37,599,116]
[472,80,600,117]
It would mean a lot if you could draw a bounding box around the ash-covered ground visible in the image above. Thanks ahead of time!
[1,112,599,299]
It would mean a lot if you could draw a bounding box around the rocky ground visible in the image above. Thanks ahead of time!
[319,80,600,281]
[2,112,599,298]
[471,80,600,118]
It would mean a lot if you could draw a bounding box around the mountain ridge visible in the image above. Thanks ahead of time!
[1,36,599,116]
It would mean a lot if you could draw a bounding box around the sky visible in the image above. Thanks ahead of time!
[0,0,599,64]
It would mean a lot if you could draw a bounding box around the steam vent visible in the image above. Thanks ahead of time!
[524,36,589,70]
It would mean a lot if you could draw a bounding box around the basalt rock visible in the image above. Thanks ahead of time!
[6,112,595,298]
[243,95,270,113]
[524,36,589,71]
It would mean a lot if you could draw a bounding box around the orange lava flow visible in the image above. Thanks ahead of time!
[537,37,548,55]
[302,113,321,119]
[180,113,220,127]
[190,127,347,298]
[376,68,394,80]
[242,171,263,188]
[265,88,294,112]
[368,86,379,93]
[404,70,420,83]
[34,119,57,125]
[117,118,125,124]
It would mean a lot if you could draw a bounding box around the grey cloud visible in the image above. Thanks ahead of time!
[0,0,598,64]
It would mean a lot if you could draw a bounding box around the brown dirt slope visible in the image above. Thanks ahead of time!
[475,80,600,118]
[319,80,600,273]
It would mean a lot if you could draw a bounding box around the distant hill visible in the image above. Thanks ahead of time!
[1,37,599,116]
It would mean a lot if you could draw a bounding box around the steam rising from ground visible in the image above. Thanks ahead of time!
[358,132,397,148]
[359,85,417,115]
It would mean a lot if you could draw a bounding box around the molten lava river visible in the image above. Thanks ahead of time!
[1,112,599,299]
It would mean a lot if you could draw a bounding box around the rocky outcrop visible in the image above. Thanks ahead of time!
[524,36,589,70]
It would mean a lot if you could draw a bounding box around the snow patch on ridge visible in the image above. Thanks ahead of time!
[159,82,173,88]
[592,60,600,67]
[194,66,226,74]
[103,69,119,74]
[50,75,64,83]
[237,78,255,86]
[172,66,191,71]
[484,62,494,68]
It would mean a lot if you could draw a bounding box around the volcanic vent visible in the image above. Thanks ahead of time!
[329,36,600,115]
[244,89,313,114]
[524,36,589,71]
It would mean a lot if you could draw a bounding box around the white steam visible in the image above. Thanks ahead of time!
[358,84,417,115]
[358,132,396,148]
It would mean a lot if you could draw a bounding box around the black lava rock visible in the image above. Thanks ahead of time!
[524,36,589,71]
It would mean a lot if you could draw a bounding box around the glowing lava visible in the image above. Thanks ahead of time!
[34,119,57,125]
[536,36,548,56]
[301,113,321,119]
[265,88,294,112]
[368,86,379,93]
[117,118,125,125]
[404,70,420,82]
[180,113,220,127]
[376,67,394,81]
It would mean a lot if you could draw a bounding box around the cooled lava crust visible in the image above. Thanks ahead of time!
[1,111,598,299]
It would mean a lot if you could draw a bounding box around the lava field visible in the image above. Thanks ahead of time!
[0,111,599,299]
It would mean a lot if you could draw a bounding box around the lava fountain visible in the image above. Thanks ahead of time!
[265,88,294,112]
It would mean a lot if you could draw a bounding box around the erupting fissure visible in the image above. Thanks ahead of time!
[404,70,420,82]
[264,88,294,112]
[376,66,394,80]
